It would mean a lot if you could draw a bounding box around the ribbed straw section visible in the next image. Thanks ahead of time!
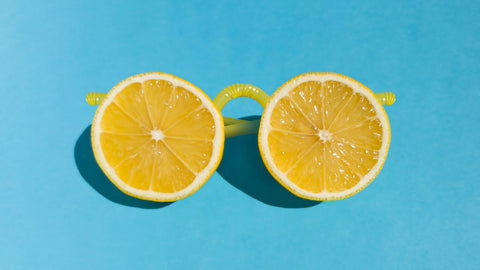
[86,92,107,105]
[213,84,270,110]
[375,92,396,105]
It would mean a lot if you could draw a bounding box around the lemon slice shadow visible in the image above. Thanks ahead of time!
[74,126,173,209]
[217,116,321,208]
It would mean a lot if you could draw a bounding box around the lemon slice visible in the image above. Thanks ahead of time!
[258,73,390,200]
[91,73,224,201]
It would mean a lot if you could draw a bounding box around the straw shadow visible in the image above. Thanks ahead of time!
[74,126,172,209]
[217,117,321,208]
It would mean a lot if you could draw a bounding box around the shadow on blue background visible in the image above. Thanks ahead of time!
[217,116,321,208]
[74,126,172,209]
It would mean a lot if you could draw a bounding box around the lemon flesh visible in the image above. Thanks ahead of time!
[92,73,224,202]
[259,73,390,201]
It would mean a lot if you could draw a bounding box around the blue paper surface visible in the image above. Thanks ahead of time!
[1,0,479,269]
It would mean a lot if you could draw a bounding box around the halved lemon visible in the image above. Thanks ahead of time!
[91,73,224,201]
[258,73,390,201]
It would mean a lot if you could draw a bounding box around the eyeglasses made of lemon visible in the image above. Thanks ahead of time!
[86,72,395,202]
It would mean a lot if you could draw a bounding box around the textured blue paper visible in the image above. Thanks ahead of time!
[1,0,479,269]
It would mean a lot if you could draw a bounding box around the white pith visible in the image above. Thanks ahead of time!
[258,73,390,200]
[92,73,224,201]
[150,129,165,141]
[317,129,332,142]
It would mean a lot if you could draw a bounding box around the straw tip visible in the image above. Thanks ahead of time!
[86,92,107,105]
[386,92,396,105]
[86,92,97,105]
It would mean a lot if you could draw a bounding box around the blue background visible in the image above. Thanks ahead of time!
[1,0,479,269]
